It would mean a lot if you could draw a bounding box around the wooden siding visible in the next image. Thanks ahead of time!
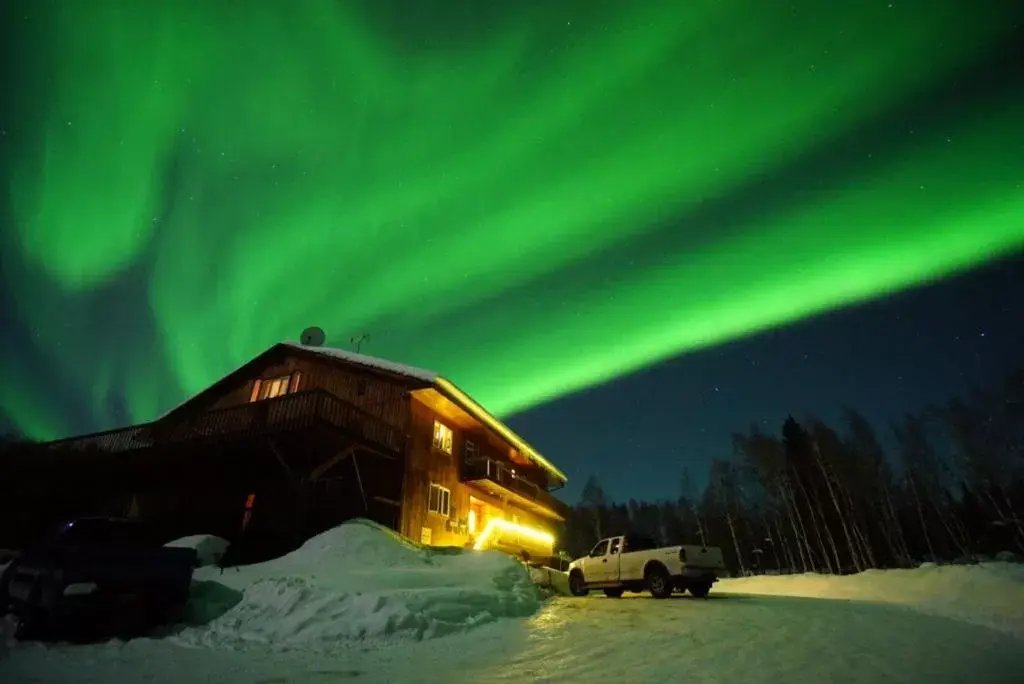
[201,353,412,431]
[400,396,559,558]
[401,396,467,547]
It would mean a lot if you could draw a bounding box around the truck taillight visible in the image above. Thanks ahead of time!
[679,548,687,562]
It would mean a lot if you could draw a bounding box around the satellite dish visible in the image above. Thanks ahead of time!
[300,326,326,347]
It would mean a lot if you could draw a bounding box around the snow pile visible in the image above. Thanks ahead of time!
[174,519,540,653]
[528,566,571,597]
[165,535,230,567]
[717,561,1024,639]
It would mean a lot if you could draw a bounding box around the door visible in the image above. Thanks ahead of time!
[582,539,610,580]
[594,536,622,583]
[619,534,655,582]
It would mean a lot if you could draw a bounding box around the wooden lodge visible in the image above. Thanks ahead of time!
[0,339,570,564]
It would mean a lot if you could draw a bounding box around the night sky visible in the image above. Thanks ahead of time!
[1,2,1022,504]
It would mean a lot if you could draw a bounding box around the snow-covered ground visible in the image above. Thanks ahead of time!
[716,561,1024,640]
[2,522,1022,683]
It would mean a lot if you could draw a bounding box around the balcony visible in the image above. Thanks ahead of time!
[42,389,407,457]
[461,457,569,521]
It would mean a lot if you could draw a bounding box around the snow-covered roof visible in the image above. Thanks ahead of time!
[280,341,438,383]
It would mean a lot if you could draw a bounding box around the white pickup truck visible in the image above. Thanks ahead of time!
[567,534,725,599]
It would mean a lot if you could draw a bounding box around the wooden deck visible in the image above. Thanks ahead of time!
[42,389,406,457]
[461,457,569,521]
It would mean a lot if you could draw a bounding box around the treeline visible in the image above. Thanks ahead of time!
[562,368,1024,575]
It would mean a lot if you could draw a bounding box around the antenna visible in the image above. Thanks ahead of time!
[299,326,326,347]
[350,333,370,353]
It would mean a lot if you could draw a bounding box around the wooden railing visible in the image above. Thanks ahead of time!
[44,389,406,456]
[461,457,569,519]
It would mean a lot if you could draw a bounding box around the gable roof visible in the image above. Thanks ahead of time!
[282,341,567,486]
[278,341,438,383]
[160,341,567,485]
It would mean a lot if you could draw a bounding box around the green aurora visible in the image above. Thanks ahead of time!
[2,0,1022,439]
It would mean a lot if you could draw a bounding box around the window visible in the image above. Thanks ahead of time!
[609,537,621,554]
[432,420,453,455]
[427,483,451,518]
[250,373,299,402]
[624,534,657,552]
[589,539,610,557]
[464,439,478,462]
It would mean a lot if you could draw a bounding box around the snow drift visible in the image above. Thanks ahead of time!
[174,519,540,652]
[164,535,230,567]
[717,561,1024,639]
[529,565,571,597]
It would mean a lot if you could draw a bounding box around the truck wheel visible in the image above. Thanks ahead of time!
[603,588,623,598]
[688,583,711,598]
[568,571,589,597]
[645,565,672,599]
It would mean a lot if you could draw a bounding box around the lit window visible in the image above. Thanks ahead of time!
[432,421,453,454]
[250,374,299,402]
[468,509,477,534]
[428,483,451,518]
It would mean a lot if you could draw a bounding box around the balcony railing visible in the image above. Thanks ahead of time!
[44,389,406,456]
[461,457,569,520]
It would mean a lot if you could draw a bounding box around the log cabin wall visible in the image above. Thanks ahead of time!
[401,396,559,552]
[401,396,468,547]
[197,352,414,431]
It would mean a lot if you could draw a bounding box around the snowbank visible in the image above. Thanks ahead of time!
[528,566,571,597]
[174,519,540,653]
[717,562,1024,639]
[164,535,230,567]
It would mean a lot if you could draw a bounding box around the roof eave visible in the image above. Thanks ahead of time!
[432,377,569,486]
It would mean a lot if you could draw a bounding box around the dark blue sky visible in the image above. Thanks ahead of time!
[508,254,1024,504]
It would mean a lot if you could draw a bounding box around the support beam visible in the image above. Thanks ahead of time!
[351,455,369,512]
[307,445,357,483]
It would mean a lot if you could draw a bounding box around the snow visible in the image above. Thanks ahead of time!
[281,341,438,383]
[3,528,1023,683]
[164,535,229,567]
[716,561,1024,640]
[529,565,571,597]
[173,519,540,652]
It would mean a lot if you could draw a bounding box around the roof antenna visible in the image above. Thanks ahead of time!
[350,333,370,353]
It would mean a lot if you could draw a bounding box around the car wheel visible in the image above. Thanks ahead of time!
[645,565,672,599]
[568,571,588,597]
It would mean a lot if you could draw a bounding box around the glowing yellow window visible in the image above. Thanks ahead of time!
[432,420,453,455]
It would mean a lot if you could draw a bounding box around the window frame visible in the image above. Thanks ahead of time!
[432,420,453,455]
[250,372,300,402]
[427,483,451,518]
